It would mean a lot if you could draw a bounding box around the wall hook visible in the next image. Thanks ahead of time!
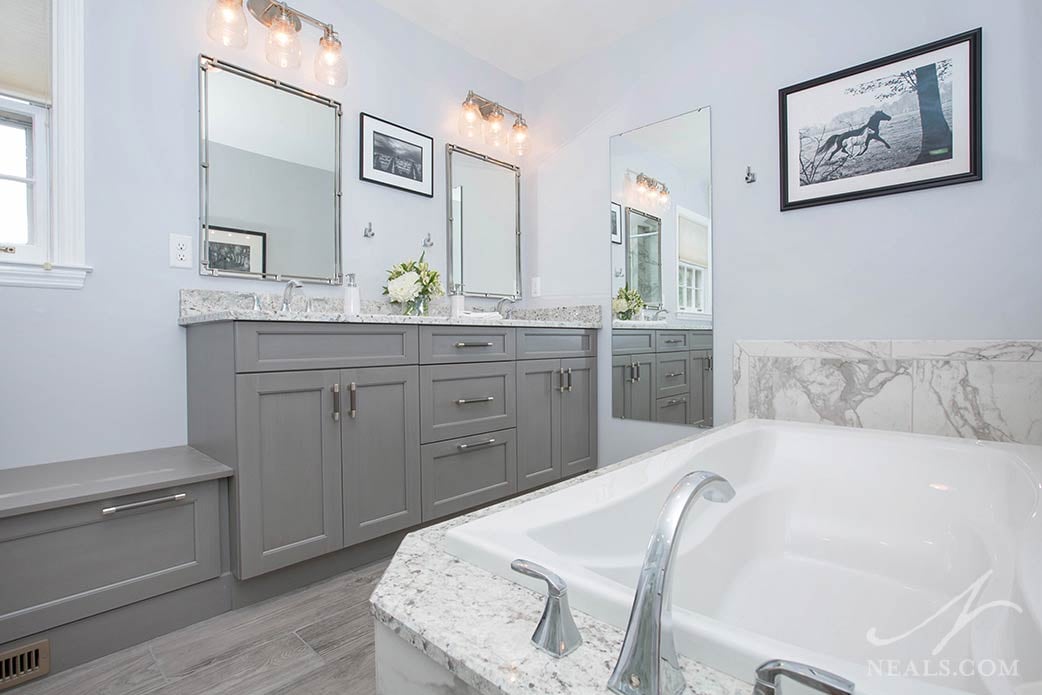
[422,232,434,248]
[363,222,374,238]
[745,166,757,184]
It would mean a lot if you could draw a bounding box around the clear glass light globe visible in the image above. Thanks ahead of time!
[265,10,301,69]
[206,0,248,49]
[314,33,347,87]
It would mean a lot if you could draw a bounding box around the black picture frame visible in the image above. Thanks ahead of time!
[779,28,981,211]
[206,226,267,274]
[359,112,435,197]
[610,202,623,244]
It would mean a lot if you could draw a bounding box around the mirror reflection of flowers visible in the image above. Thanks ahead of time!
[613,287,645,320]
[384,252,444,315]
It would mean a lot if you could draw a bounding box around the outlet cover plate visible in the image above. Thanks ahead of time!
[169,234,193,269]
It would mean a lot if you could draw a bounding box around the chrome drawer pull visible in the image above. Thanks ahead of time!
[458,438,496,450]
[559,367,567,392]
[349,382,358,418]
[331,383,341,421]
[665,372,683,378]
[565,368,573,392]
[102,493,186,515]
[456,396,495,405]
[455,341,494,348]
[663,399,685,407]
[664,339,683,344]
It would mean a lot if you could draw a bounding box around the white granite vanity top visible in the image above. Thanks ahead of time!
[178,290,601,329]
[612,318,713,331]
[369,431,749,695]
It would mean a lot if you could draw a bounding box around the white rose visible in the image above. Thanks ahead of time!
[611,298,628,315]
[388,271,421,303]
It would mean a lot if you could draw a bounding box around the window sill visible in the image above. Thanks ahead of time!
[0,261,93,289]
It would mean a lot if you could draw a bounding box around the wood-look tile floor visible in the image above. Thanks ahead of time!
[18,560,389,695]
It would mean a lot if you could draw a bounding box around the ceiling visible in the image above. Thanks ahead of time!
[370,0,689,81]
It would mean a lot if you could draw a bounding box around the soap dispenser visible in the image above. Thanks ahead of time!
[450,284,464,319]
[344,273,361,317]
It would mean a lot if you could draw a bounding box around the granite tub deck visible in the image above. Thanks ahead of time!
[369,430,748,695]
[179,289,602,329]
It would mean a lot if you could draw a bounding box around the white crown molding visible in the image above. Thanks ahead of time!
[0,261,91,289]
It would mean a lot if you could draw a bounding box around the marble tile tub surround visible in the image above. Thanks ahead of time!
[370,431,744,695]
[733,340,1042,445]
[177,289,601,328]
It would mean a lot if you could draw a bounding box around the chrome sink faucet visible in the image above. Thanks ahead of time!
[651,308,669,321]
[280,279,304,313]
[753,660,855,695]
[495,296,517,317]
[607,471,735,695]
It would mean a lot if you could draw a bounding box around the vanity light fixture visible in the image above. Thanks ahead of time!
[204,0,348,87]
[457,91,531,156]
[633,172,670,209]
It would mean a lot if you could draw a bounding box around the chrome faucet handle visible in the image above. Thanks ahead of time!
[510,559,582,658]
[754,660,855,695]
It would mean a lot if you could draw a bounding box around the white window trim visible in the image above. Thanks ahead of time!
[677,261,706,313]
[0,0,89,289]
[675,205,712,317]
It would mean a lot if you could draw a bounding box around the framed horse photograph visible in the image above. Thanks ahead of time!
[779,29,981,211]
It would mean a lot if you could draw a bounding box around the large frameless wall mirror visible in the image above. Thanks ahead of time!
[610,107,714,428]
[446,144,521,298]
[199,56,342,284]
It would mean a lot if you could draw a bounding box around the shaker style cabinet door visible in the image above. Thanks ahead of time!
[629,353,657,422]
[341,365,421,545]
[515,359,561,492]
[235,370,344,579]
[559,357,597,476]
[703,349,714,427]
[688,350,710,427]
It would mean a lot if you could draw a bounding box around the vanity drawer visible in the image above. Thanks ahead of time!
[419,326,515,364]
[612,329,655,355]
[655,330,690,352]
[655,394,690,424]
[420,429,517,521]
[419,363,517,443]
[0,481,220,644]
[655,352,689,398]
[234,322,419,372]
[688,330,713,350]
[516,328,597,360]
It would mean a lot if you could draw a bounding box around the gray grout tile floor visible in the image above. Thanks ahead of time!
[17,560,389,695]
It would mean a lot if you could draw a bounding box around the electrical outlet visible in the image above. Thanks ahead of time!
[530,276,542,297]
[169,234,193,268]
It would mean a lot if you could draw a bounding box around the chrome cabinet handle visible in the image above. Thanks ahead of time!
[665,372,683,378]
[626,364,636,384]
[102,493,186,515]
[559,367,567,393]
[664,338,683,344]
[349,382,357,418]
[510,559,582,658]
[331,383,341,421]
[458,438,496,450]
[635,362,641,382]
[663,398,685,407]
[565,368,573,392]
[707,355,713,370]
[456,396,494,405]
[455,341,494,348]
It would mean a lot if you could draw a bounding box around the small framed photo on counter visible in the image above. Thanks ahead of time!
[359,113,434,197]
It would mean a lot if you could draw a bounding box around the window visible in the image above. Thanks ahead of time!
[0,95,49,264]
[678,261,705,313]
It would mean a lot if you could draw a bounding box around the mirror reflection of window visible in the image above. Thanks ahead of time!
[676,207,710,315]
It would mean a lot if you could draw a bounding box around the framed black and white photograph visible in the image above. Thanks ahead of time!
[610,202,623,244]
[359,113,434,197]
[206,226,266,274]
[779,28,981,211]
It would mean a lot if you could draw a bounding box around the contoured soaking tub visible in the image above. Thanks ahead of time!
[444,420,1042,695]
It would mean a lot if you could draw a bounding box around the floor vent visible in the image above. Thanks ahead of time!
[0,640,50,691]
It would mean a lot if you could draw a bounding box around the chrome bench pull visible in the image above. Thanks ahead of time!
[102,493,186,515]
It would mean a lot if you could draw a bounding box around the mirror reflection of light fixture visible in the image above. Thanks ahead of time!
[207,0,249,48]
[205,1,348,87]
[632,172,670,209]
[456,90,530,155]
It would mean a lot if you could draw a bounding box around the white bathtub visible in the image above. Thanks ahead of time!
[444,420,1042,695]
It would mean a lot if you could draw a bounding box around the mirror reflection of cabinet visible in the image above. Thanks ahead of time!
[199,56,342,284]
[446,145,521,298]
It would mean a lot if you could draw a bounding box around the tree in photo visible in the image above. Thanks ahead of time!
[845,60,952,165]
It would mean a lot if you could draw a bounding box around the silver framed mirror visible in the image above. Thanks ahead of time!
[445,144,521,299]
[624,207,663,309]
[199,55,342,284]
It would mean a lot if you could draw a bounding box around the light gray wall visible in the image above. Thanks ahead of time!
[522,0,1042,464]
[0,0,522,468]
[208,143,334,279]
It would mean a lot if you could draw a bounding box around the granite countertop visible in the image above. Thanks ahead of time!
[369,431,749,695]
[178,290,602,329]
[0,446,233,519]
[612,319,713,331]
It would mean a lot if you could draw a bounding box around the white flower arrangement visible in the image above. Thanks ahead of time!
[383,252,444,315]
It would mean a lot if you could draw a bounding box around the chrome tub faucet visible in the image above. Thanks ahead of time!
[753,660,855,695]
[607,471,735,695]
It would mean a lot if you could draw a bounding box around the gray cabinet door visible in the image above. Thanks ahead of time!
[611,354,630,419]
[611,329,655,355]
[235,370,344,578]
[419,362,516,443]
[655,394,689,424]
[629,353,657,421]
[420,430,517,521]
[655,352,689,398]
[515,359,561,492]
[419,326,515,364]
[516,328,596,359]
[704,349,714,427]
[688,350,709,427]
[341,366,420,545]
[560,357,597,477]
[234,323,418,373]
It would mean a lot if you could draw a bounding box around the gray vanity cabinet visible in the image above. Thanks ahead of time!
[341,366,420,545]
[516,357,598,491]
[611,353,657,421]
[688,349,713,427]
[235,370,345,578]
